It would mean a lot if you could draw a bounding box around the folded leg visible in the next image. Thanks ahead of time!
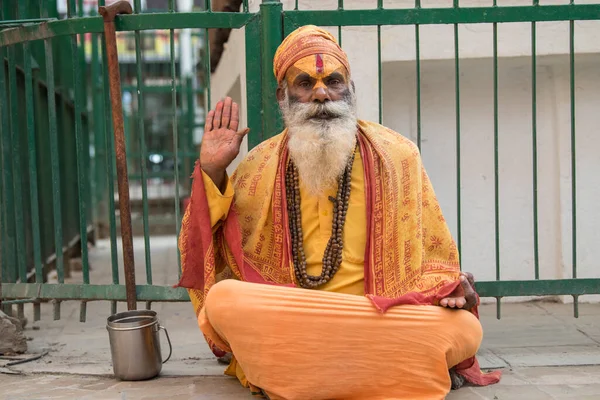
[200,280,482,400]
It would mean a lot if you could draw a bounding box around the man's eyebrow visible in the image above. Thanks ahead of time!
[326,72,345,81]
[294,73,312,84]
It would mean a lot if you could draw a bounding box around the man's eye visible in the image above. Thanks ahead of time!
[329,79,340,86]
[299,81,311,88]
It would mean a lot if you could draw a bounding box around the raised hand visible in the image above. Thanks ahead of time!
[439,272,477,310]
[200,97,249,190]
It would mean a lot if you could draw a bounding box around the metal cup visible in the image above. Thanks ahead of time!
[106,310,172,381]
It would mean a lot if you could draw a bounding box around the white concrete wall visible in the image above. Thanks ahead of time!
[207,0,600,300]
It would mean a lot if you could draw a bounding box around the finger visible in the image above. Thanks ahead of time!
[448,298,456,308]
[460,275,477,310]
[440,298,449,307]
[455,297,466,308]
[236,127,250,139]
[205,110,215,133]
[230,101,240,132]
[234,128,250,148]
[213,100,224,129]
[221,97,232,130]
[461,272,475,287]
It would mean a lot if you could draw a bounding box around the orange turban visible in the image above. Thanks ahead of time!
[273,25,350,84]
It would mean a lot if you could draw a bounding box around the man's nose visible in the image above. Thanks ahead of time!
[312,86,330,103]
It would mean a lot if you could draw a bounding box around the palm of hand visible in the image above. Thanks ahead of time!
[200,97,249,172]
[201,128,242,170]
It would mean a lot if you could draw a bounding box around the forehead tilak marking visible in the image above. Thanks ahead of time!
[315,54,324,74]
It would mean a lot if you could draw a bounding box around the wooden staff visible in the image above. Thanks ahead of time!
[99,1,136,311]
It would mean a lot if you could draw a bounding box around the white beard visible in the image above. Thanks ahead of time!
[280,90,358,195]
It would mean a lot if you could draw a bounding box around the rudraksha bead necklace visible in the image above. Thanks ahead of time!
[285,147,357,289]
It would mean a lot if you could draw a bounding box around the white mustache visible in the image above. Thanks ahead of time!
[293,100,350,120]
[281,96,356,128]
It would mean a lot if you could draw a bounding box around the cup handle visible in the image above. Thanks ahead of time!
[159,325,172,363]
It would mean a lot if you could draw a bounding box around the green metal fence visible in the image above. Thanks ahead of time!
[1,0,600,321]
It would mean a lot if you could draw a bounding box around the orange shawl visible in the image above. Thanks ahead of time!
[176,120,501,386]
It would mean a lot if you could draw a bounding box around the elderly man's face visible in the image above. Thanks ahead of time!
[277,53,358,194]
[277,54,351,106]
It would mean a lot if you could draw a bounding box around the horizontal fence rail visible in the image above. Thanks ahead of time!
[3,4,600,47]
[2,0,600,321]
[0,13,257,46]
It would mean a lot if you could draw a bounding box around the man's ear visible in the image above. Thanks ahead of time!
[276,86,285,102]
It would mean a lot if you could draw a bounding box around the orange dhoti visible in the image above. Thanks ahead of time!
[199,280,483,400]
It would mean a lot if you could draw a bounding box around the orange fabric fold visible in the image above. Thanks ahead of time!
[176,120,501,387]
[201,280,486,400]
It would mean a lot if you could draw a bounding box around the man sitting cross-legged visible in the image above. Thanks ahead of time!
[176,25,501,400]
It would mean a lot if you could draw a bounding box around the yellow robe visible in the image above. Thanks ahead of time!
[201,148,366,296]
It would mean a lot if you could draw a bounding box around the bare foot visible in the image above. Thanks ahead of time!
[217,352,233,365]
[449,368,466,390]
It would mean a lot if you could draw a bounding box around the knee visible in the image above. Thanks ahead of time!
[452,310,483,359]
[207,279,240,300]
[205,279,241,320]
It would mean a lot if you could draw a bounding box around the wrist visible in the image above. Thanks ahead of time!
[201,164,227,192]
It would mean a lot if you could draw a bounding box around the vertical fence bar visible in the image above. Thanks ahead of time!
[90,28,98,235]
[186,76,195,186]
[0,43,16,298]
[78,0,87,108]
[99,0,120,315]
[493,0,501,319]
[91,16,107,237]
[43,23,66,286]
[338,0,343,47]
[56,88,70,319]
[243,0,249,13]
[569,7,578,317]
[7,46,27,284]
[245,14,262,149]
[24,46,43,281]
[32,64,46,321]
[531,0,540,280]
[133,0,153,285]
[68,0,91,285]
[19,1,43,290]
[188,81,196,184]
[261,0,284,137]
[0,175,5,315]
[377,1,383,124]
[78,0,91,229]
[14,29,25,319]
[53,299,61,320]
[205,0,212,112]
[71,0,90,322]
[0,6,6,310]
[454,0,462,262]
[169,0,183,276]
[124,101,131,173]
[415,0,421,150]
